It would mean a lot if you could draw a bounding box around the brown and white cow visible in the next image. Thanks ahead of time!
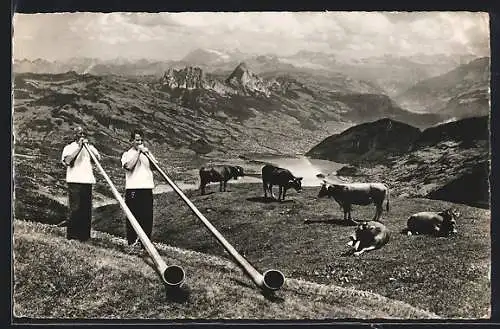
[346,220,390,256]
[262,164,303,201]
[404,208,460,237]
[199,165,245,195]
[318,181,390,224]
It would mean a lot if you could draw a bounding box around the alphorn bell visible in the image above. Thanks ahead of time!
[83,143,185,287]
[143,151,285,291]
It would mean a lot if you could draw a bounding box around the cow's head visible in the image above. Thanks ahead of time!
[288,177,303,192]
[349,221,373,251]
[229,166,245,180]
[317,182,330,198]
[356,221,377,236]
[448,208,461,220]
[318,183,348,199]
[357,221,371,231]
[329,184,348,197]
[235,166,245,177]
[439,208,460,235]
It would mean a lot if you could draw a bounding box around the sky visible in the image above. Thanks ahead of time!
[12,11,490,62]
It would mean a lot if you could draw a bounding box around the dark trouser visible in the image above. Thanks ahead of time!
[125,189,153,245]
[67,183,92,241]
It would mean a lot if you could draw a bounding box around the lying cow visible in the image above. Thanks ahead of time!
[404,208,460,237]
[346,221,390,256]
[262,164,303,201]
[317,181,390,224]
[199,165,245,195]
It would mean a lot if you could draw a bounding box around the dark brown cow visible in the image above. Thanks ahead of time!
[346,221,390,256]
[199,165,244,195]
[262,164,303,201]
[318,181,390,223]
[404,208,460,237]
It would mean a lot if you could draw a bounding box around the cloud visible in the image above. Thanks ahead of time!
[121,12,181,27]
[12,12,490,61]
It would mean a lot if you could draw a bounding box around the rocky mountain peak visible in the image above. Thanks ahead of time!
[160,66,234,95]
[228,62,249,79]
[226,62,273,97]
[161,66,205,89]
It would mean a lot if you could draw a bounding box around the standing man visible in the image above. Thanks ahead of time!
[121,129,158,249]
[61,126,101,241]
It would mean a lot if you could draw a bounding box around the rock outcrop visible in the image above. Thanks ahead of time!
[161,67,235,95]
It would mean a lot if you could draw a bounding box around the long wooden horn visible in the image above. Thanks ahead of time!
[144,152,285,291]
[83,144,185,287]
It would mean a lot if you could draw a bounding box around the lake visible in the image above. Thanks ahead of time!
[153,155,346,194]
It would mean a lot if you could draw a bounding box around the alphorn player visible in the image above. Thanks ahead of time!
[61,126,101,241]
[121,129,158,250]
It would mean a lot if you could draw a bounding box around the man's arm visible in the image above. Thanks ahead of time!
[62,142,83,167]
[122,149,142,171]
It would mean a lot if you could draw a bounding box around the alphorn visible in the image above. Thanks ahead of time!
[83,143,185,287]
[144,151,285,291]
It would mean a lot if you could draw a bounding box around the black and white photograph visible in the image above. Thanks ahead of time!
[11,11,491,320]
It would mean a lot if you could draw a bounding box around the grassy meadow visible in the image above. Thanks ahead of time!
[13,220,440,320]
[90,182,491,319]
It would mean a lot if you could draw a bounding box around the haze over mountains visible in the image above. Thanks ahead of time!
[14,48,480,96]
[395,57,490,118]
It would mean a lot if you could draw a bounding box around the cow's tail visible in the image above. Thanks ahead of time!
[385,184,390,213]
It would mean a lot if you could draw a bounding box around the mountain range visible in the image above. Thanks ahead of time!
[395,57,490,118]
[13,49,479,96]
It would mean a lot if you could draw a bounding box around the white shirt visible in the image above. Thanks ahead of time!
[121,148,156,189]
[61,142,100,184]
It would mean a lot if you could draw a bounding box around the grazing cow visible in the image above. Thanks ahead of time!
[404,208,460,237]
[317,181,390,223]
[262,164,303,201]
[199,165,245,195]
[346,221,390,256]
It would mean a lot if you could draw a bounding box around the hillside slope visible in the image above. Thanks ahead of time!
[306,118,421,164]
[395,57,490,118]
[12,220,439,320]
[307,116,490,206]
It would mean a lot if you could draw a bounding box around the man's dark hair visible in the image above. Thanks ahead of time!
[130,129,144,141]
